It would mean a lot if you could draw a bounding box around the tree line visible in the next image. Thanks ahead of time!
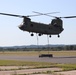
[0,45,76,51]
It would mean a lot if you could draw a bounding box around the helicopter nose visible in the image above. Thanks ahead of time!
[18,25,25,31]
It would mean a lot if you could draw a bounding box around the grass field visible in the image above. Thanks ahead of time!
[0,60,76,71]
[0,51,76,71]
[0,50,76,56]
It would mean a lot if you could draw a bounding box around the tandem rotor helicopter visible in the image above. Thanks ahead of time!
[0,11,76,38]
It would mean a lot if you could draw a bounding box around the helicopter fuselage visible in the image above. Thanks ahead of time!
[19,17,64,37]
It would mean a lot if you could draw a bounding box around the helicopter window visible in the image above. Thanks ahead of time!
[30,24,33,27]
[49,27,51,30]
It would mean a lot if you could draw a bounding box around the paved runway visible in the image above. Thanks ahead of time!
[0,55,76,64]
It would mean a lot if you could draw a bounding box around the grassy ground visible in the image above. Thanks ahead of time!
[0,51,76,71]
[0,50,76,56]
[0,60,76,71]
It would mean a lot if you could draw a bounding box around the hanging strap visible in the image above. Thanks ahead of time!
[47,35,50,54]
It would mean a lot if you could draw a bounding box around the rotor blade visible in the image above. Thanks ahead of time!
[26,14,46,17]
[0,13,25,18]
[33,11,58,18]
[33,11,60,15]
[41,13,57,18]
[0,12,55,18]
[60,16,76,18]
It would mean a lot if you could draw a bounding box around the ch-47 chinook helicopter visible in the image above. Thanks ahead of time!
[0,12,76,38]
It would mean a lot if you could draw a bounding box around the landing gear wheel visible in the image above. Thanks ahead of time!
[49,35,51,38]
[58,34,60,38]
[31,33,34,36]
[38,33,41,36]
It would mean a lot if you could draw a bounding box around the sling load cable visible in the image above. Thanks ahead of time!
[47,35,50,54]
[36,33,40,54]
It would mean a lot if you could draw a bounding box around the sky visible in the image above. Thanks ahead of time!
[0,0,76,46]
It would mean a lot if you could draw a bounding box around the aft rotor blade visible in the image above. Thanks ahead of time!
[33,11,59,17]
[0,13,25,18]
[60,16,76,18]
[33,11,60,15]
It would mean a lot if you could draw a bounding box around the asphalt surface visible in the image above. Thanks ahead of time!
[0,55,76,64]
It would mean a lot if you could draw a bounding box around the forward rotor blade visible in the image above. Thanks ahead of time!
[0,13,25,18]
[26,14,46,17]
[0,12,56,18]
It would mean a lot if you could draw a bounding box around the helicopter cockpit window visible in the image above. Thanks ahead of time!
[23,17,30,22]
[23,17,31,25]
[19,22,24,27]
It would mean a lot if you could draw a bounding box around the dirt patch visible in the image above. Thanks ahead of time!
[0,66,29,70]
[0,66,76,75]
[56,70,76,75]
[0,67,62,75]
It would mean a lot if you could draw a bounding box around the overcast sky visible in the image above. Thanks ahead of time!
[0,0,76,46]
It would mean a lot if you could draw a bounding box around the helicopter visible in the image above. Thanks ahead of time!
[0,12,76,38]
